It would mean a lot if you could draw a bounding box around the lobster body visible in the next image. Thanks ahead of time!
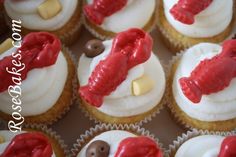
[179,40,236,103]
[80,53,129,106]
[84,0,128,25]
[170,0,213,24]
[79,28,152,107]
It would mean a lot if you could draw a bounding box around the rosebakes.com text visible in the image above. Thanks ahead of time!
[6,19,25,133]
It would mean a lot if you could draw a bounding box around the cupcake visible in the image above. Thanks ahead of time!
[0,125,67,157]
[167,129,236,157]
[157,0,236,52]
[4,0,82,45]
[0,32,75,124]
[77,28,166,124]
[71,124,164,157]
[168,39,236,131]
[83,0,157,39]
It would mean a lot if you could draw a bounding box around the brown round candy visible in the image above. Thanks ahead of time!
[84,39,105,58]
[86,140,110,157]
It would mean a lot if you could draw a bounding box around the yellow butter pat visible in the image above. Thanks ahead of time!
[0,38,13,55]
[0,135,5,144]
[132,75,154,96]
[37,0,62,20]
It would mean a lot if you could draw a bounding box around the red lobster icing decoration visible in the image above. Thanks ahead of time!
[79,28,153,107]
[0,32,61,93]
[179,39,236,103]
[218,136,236,157]
[84,0,128,25]
[170,0,213,25]
[114,136,163,157]
[0,132,53,157]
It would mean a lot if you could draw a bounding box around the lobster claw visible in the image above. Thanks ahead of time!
[220,40,236,60]
[218,136,236,157]
[128,32,153,69]
[114,136,163,157]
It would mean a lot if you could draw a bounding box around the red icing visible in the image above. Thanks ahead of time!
[79,28,152,107]
[170,0,213,25]
[0,32,61,93]
[114,136,163,157]
[218,136,236,157]
[0,132,53,157]
[84,0,128,25]
[179,39,236,103]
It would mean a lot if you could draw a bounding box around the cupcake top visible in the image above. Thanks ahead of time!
[172,39,236,122]
[175,135,236,157]
[77,130,163,157]
[4,0,78,31]
[78,28,165,117]
[84,0,156,33]
[0,32,68,116]
[163,0,233,37]
[0,130,56,157]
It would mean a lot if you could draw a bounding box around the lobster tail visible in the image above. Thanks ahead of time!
[218,136,236,157]
[84,5,105,25]
[179,77,202,103]
[79,85,103,107]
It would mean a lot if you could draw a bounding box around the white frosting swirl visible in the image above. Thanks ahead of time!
[4,0,78,31]
[163,0,233,38]
[86,0,156,33]
[175,135,224,157]
[77,130,136,157]
[78,40,166,117]
[0,47,68,116]
[172,43,236,121]
[0,130,56,157]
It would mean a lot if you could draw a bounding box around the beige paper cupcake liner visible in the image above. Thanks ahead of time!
[71,124,167,157]
[166,129,236,157]
[58,0,83,46]
[156,0,236,53]
[82,0,158,40]
[166,50,236,131]
[59,19,82,46]
[23,124,70,157]
[78,97,165,126]
[77,59,168,125]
